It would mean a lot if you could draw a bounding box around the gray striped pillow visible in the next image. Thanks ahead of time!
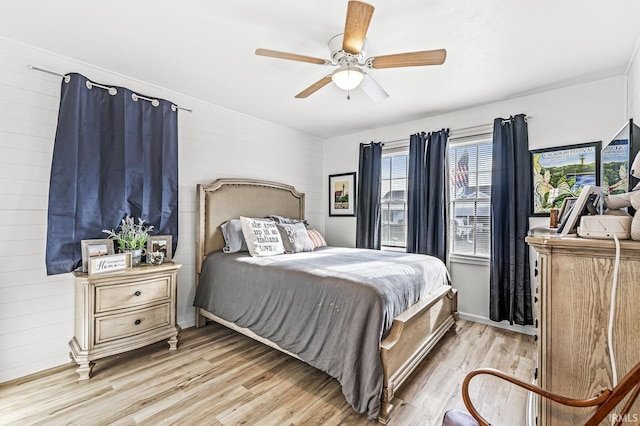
[221,219,248,253]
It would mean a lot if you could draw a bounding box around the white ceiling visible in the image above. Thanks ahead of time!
[2,1,640,139]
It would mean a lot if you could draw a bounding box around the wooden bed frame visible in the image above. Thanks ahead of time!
[195,178,458,423]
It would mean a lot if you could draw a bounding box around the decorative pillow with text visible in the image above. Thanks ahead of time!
[276,222,314,253]
[240,216,285,257]
[269,215,309,228]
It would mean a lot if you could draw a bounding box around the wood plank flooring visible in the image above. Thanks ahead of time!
[0,320,535,426]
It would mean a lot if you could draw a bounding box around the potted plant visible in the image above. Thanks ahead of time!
[103,216,153,266]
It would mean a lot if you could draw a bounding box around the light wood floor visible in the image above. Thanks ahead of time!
[0,320,535,426]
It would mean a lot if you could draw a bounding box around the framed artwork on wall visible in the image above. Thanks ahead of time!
[601,119,640,196]
[329,172,356,217]
[530,141,601,216]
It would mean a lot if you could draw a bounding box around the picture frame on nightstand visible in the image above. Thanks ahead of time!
[81,239,115,272]
[146,235,172,264]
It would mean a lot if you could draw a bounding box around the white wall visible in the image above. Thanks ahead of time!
[0,37,324,383]
[627,40,640,120]
[323,77,627,326]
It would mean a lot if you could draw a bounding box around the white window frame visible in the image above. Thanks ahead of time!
[381,144,409,250]
[448,134,493,263]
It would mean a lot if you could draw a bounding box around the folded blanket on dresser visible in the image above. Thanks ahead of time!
[193,246,450,419]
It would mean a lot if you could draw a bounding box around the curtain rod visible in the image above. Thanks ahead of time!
[28,65,193,113]
[381,116,534,145]
[502,115,533,124]
[382,137,410,145]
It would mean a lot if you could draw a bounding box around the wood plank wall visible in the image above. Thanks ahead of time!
[0,36,324,383]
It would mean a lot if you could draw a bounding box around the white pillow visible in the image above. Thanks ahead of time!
[240,216,285,257]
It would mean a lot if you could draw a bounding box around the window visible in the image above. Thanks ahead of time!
[381,151,408,248]
[449,138,493,258]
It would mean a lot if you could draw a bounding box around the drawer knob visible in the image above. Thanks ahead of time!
[135,319,141,325]
[134,291,141,297]
[534,334,538,342]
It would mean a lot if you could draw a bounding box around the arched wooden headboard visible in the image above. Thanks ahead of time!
[195,178,305,276]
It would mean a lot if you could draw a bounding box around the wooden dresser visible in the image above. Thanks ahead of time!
[526,236,640,425]
[69,262,182,379]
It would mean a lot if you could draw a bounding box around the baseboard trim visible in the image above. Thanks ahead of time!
[179,319,195,329]
[458,312,536,336]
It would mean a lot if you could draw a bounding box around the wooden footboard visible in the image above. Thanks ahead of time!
[378,285,458,424]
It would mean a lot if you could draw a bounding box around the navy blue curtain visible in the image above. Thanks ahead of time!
[46,73,179,275]
[490,114,533,325]
[406,130,449,261]
[356,142,382,249]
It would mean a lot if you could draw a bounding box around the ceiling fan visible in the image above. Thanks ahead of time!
[255,1,446,101]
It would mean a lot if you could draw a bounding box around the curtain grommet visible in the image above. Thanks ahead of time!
[86,80,117,95]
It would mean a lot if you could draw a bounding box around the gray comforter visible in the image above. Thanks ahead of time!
[193,247,449,419]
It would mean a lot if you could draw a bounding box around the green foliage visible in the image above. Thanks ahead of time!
[602,161,626,186]
[543,165,581,189]
[103,216,153,252]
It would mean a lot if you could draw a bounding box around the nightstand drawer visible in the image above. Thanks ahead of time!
[95,303,171,344]
[96,276,170,313]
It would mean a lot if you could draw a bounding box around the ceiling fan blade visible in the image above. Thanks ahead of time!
[256,48,330,65]
[342,1,375,55]
[295,76,333,98]
[369,49,447,69]
[360,73,389,103]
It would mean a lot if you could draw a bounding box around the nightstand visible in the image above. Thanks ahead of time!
[69,262,182,380]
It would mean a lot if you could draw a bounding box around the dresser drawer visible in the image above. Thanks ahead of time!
[95,303,171,344]
[95,276,170,313]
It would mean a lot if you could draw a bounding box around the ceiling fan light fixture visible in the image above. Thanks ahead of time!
[332,65,364,90]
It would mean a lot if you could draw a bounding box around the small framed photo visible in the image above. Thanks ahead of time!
[558,197,577,227]
[147,235,172,264]
[329,172,356,217]
[557,186,601,236]
[81,239,115,273]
